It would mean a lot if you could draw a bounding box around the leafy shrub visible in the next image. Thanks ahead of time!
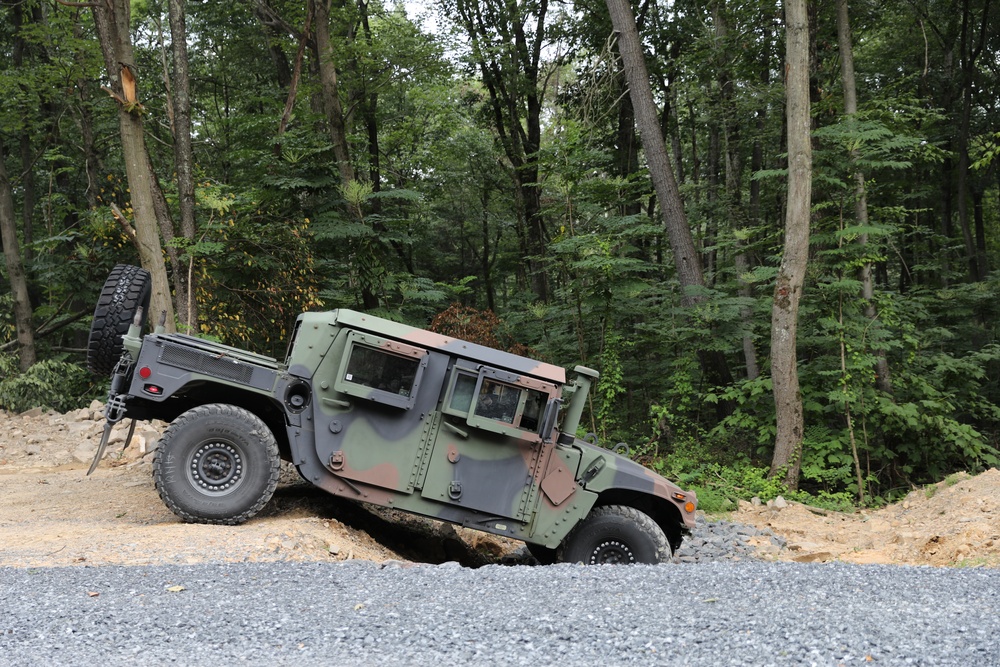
[0,357,98,413]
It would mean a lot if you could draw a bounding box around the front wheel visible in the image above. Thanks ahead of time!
[558,505,671,565]
[153,404,280,525]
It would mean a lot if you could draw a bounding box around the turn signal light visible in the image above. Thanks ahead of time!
[672,492,686,501]
[684,502,696,513]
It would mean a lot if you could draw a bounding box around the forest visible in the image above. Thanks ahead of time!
[1,0,999,510]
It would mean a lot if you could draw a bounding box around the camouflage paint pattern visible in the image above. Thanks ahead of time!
[110,308,696,551]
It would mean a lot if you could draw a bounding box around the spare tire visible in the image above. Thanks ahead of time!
[87,264,152,376]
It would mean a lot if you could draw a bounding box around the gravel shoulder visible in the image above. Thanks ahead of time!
[2,560,999,666]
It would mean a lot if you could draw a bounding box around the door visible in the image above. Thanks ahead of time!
[420,363,558,521]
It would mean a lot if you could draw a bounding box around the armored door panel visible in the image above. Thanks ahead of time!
[421,421,544,521]
[420,364,556,521]
[312,332,448,494]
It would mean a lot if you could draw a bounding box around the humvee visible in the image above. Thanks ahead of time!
[87,264,696,564]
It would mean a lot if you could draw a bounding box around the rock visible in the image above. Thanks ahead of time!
[73,444,98,464]
[19,407,44,418]
[89,399,104,411]
[26,445,42,456]
[792,551,834,563]
[751,497,762,507]
[773,495,788,509]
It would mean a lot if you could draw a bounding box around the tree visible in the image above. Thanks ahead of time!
[604,0,733,393]
[769,0,812,490]
[168,0,198,332]
[451,0,551,302]
[0,137,36,371]
[91,0,176,331]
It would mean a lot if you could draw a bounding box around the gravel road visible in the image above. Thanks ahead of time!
[2,560,997,666]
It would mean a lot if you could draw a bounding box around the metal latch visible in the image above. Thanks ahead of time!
[582,456,606,484]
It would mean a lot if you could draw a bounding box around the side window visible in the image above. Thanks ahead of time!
[519,389,547,431]
[445,370,478,415]
[451,366,557,440]
[473,379,520,424]
[334,332,427,409]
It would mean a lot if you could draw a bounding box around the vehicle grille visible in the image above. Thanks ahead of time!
[159,343,255,384]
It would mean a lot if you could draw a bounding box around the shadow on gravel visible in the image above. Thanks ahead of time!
[258,480,523,568]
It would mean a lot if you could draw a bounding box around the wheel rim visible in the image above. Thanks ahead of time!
[589,540,636,564]
[189,441,244,494]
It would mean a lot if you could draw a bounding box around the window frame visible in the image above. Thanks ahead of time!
[333,331,428,410]
[461,366,558,440]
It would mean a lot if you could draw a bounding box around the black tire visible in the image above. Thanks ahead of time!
[558,505,671,565]
[153,404,280,525]
[87,264,152,376]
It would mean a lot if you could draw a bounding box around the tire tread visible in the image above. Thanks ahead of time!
[87,264,151,376]
[557,504,671,564]
[152,404,280,525]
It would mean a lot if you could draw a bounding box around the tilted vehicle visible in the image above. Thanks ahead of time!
[87,264,697,564]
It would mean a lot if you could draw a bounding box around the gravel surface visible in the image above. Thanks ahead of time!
[673,514,787,563]
[2,560,997,666]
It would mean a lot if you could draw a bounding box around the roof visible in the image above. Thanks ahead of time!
[332,309,566,385]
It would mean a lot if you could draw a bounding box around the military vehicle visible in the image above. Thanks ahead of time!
[86,264,696,564]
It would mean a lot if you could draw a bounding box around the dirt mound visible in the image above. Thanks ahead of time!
[732,470,1000,567]
[0,405,519,568]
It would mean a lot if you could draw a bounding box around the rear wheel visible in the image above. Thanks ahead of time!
[87,264,151,375]
[153,404,280,525]
[558,505,671,565]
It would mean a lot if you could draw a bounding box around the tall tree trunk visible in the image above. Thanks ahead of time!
[73,16,102,210]
[454,0,549,303]
[312,0,355,188]
[714,1,759,380]
[92,0,176,331]
[955,0,990,281]
[836,0,891,394]
[168,0,199,332]
[0,139,36,372]
[12,1,39,264]
[769,0,812,490]
[604,0,733,393]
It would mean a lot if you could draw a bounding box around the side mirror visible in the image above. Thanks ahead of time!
[538,397,563,443]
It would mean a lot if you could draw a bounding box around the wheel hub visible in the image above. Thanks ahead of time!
[191,442,243,493]
[589,540,636,564]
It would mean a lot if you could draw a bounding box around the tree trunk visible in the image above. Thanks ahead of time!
[12,1,40,264]
[836,0,891,394]
[92,0,176,332]
[312,0,355,188]
[0,138,36,372]
[769,0,812,490]
[454,0,550,303]
[168,0,199,332]
[604,0,733,393]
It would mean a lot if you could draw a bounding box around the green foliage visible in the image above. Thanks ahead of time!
[651,453,856,514]
[0,355,97,413]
